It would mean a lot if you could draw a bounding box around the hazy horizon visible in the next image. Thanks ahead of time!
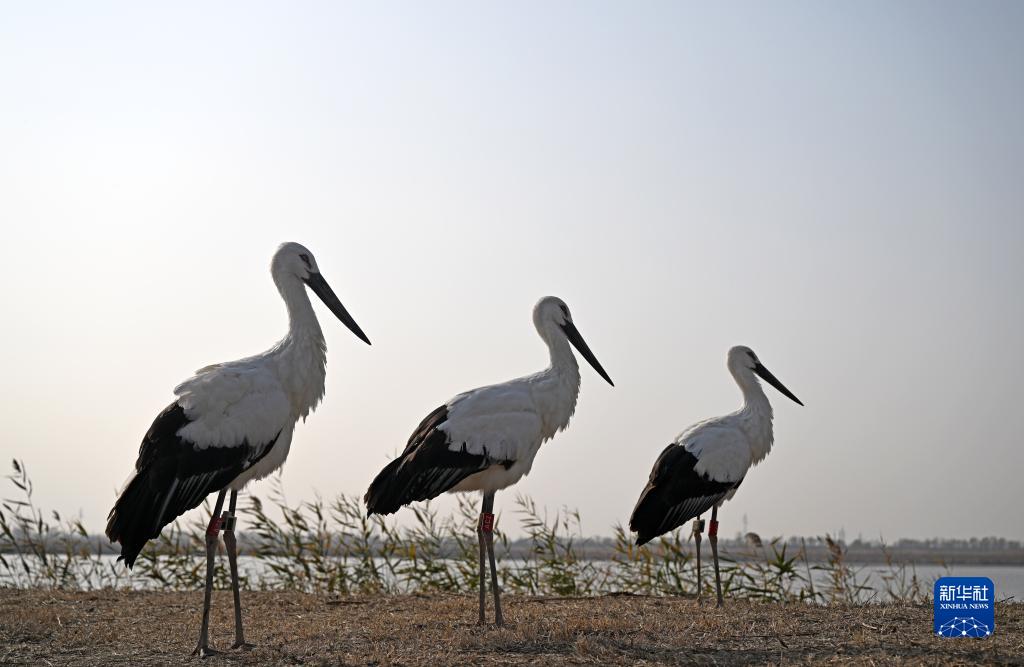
[1,2,1022,542]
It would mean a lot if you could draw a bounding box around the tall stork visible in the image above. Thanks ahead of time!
[364,296,613,626]
[105,242,370,656]
[629,346,802,606]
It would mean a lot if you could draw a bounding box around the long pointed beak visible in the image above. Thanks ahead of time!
[561,321,614,386]
[304,273,371,345]
[753,363,802,406]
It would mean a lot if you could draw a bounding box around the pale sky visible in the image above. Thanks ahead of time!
[1,2,1022,542]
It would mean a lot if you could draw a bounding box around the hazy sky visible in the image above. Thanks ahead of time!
[1,2,1021,542]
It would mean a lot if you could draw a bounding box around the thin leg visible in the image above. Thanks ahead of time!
[477,514,487,625]
[485,532,503,625]
[709,506,723,607]
[482,492,503,626]
[692,517,704,604]
[223,490,253,649]
[193,490,227,658]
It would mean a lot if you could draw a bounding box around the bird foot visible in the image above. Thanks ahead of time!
[191,644,221,658]
[716,599,724,609]
[231,640,255,650]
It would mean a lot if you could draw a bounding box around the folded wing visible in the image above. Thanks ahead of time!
[629,443,743,546]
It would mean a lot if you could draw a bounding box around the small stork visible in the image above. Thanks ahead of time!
[105,242,370,656]
[364,296,613,626]
[629,346,802,606]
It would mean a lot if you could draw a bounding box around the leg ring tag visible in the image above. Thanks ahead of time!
[206,516,224,537]
[480,512,495,534]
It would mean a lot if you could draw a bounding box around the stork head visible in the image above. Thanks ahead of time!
[272,241,325,281]
[728,345,802,405]
[534,296,614,386]
[271,242,371,345]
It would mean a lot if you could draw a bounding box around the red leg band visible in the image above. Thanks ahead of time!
[480,512,495,534]
[708,519,719,538]
[206,516,224,537]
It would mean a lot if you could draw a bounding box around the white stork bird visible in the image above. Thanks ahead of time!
[629,345,802,606]
[105,242,370,656]
[364,296,613,626]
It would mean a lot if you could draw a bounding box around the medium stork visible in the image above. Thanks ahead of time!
[629,346,802,606]
[364,296,613,626]
[105,242,370,656]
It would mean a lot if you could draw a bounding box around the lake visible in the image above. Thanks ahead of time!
[6,555,1021,600]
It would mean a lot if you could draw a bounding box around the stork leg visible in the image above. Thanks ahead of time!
[692,517,704,604]
[482,491,503,626]
[477,511,487,626]
[709,506,724,607]
[192,489,227,658]
[223,490,254,650]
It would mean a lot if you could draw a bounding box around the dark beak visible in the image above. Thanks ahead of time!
[561,321,614,386]
[753,363,802,406]
[304,273,371,345]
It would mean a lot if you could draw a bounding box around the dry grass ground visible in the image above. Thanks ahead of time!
[1,590,1021,666]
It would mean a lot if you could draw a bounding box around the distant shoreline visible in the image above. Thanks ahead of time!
[5,535,1021,566]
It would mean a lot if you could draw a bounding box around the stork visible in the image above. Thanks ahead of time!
[105,242,370,656]
[364,296,613,626]
[629,346,802,606]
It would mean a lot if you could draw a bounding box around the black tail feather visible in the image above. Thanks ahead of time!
[105,473,163,569]
[364,457,411,516]
[629,486,669,547]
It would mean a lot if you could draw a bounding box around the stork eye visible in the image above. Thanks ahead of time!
[299,253,312,268]
[559,305,570,318]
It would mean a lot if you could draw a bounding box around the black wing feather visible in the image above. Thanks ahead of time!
[364,405,513,515]
[629,444,741,546]
[105,402,278,568]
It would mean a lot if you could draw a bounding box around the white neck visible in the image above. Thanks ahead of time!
[528,320,582,440]
[731,366,774,464]
[271,275,327,419]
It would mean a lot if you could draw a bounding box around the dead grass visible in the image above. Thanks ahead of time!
[1,590,1021,666]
